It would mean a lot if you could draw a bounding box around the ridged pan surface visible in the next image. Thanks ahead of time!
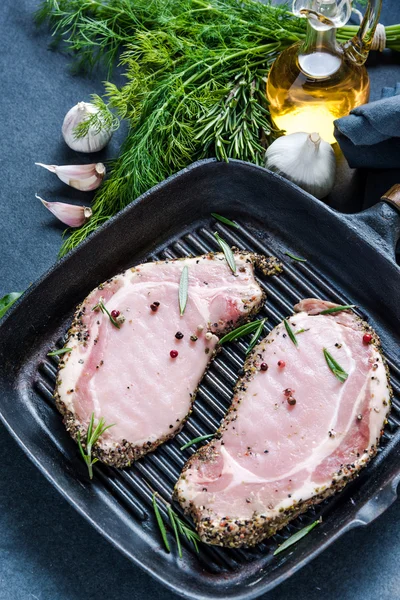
[1,160,400,600]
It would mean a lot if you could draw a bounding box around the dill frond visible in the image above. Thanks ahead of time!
[73,94,120,139]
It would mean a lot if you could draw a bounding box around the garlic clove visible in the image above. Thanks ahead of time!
[62,101,113,153]
[35,162,106,191]
[265,131,336,199]
[36,194,92,228]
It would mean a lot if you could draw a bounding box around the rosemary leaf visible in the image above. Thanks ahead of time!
[245,318,266,355]
[211,213,240,229]
[168,506,183,558]
[175,515,201,553]
[180,434,214,451]
[294,328,309,335]
[92,300,120,328]
[323,348,348,383]
[213,232,236,274]
[284,319,298,347]
[320,305,356,315]
[284,252,307,262]
[219,319,266,345]
[47,347,72,356]
[273,519,321,556]
[179,266,189,315]
[153,494,171,553]
[0,291,23,319]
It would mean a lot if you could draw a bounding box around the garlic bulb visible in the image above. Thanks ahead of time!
[62,102,113,153]
[36,194,92,228]
[265,132,336,199]
[35,162,105,191]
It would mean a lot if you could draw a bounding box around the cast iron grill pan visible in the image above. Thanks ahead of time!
[1,160,400,600]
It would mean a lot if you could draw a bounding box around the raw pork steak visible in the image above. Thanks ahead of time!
[175,299,391,547]
[55,252,276,468]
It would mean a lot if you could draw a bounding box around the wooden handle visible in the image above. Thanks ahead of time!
[381,184,400,211]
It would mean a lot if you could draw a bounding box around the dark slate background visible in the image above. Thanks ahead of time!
[1,2,400,599]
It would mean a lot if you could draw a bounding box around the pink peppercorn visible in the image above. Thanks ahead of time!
[278,360,286,368]
[111,310,120,319]
[170,350,178,358]
[363,333,372,344]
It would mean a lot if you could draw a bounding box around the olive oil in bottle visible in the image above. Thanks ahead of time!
[267,0,382,144]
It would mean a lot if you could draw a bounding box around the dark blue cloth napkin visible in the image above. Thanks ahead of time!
[334,84,400,169]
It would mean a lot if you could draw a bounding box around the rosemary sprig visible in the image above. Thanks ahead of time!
[219,319,266,345]
[245,318,266,355]
[179,265,189,315]
[77,412,115,479]
[180,434,214,450]
[211,213,240,229]
[284,319,298,347]
[92,300,120,328]
[284,252,307,262]
[152,493,200,557]
[273,518,321,556]
[323,348,348,383]
[214,232,236,274]
[0,291,23,319]
[47,347,72,356]
[320,304,356,315]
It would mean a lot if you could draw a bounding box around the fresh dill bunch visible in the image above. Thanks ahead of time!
[36,0,400,255]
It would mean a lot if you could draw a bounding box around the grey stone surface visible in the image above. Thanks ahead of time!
[1,2,400,599]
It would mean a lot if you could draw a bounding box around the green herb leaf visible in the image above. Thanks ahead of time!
[273,519,321,556]
[0,292,23,319]
[219,319,267,345]
[211,213,240,229]
[47,347,72,356]
[284,319,298,347]
[295,328,309,335]
[323,348,348,383]
[180,434,214,451]
[174,513,200,553]
[284,252,307,262]
[179,266,189,316]
[92,300,120,328]
[78,412,115,479]
[168,505,183,558]
[319,305,356,315]
[153,493,171,553]
[245,318,266,355]
[214,232,236,274]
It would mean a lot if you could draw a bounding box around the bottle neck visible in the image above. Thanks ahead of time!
[298,20,342,79]
[302,19,338,54]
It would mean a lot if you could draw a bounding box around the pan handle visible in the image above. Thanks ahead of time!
[352,474,400,527]
[349,184,400,262]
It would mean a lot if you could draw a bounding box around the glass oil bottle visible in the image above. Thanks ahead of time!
[266,0,382,143]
